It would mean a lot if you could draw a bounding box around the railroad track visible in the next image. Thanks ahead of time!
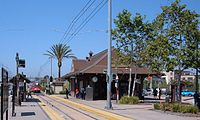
[36,94,105,120]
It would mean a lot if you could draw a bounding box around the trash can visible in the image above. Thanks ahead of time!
[165,95,170,103]
[85,86,93,101]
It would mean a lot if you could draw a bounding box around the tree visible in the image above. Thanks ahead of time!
[185,28,200,92]
[144,0,199,102]
[161,0,199,102]
[44,43,76,80]
[112,10,152,96]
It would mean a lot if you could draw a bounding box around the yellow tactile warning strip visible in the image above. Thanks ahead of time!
[51,95,133,120]
[34,95,65,120]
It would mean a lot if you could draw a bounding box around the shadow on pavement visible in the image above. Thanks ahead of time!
[21,112,36,116]
[25,98,41,102]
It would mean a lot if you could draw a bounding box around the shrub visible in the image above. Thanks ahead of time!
[119,96,139,104]
[160,103,172,111]
[154,103,160,110]
[180,105,188,113]
[172,103,181,112]
[59,90,66,94]
[154,103,199,114]
[180,105,199,114]
[189,106,199,114]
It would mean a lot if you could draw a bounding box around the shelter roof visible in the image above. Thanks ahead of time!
[62,49,151,79]
[9,74,31,83]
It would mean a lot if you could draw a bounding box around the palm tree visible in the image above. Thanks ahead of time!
[44,43,76,80]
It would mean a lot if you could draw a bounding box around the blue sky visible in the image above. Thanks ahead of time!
[0,0,199,78]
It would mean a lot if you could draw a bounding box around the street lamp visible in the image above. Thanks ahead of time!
[23,80,26,102]
[12,53,19,117]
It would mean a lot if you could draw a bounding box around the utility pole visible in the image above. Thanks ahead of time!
[106,0,112,109]
[12,53,19,116]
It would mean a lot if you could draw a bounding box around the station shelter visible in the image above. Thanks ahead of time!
[62,49,154,100]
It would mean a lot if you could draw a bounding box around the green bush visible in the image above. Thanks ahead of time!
[189,106,199,114]
[154,103,199,114]
[180,105,199,114]
[161,103,172,111]
[154,103,160,110]
[119,96,139,104]
[172,103,181,112]
[59,90,66,94]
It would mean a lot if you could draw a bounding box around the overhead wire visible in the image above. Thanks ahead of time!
[37,58,51,77]
[64,0,108,44]
[59,0,96,43]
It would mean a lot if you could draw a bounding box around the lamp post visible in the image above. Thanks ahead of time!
[23,80,26,101]
[12,53,19,117]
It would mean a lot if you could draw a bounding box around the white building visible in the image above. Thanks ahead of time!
[181,71,195,82]
[161,71,197,85]
[161,71,174,84]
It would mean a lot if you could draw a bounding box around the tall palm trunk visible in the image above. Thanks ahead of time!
[58,62,62,81]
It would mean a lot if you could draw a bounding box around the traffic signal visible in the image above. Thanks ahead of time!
[19,59,25,68]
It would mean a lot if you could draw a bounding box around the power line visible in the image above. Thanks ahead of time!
[59,0,96,43]
[37,59,51,77]
[64,0,108,44]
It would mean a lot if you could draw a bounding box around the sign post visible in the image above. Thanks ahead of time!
[1,68,9,120]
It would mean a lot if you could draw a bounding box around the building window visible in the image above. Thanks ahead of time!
[187,77,193,81]
[170,72,173,76]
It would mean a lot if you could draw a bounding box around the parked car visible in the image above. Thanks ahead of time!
[181,90,195,96]
[142,89,148,96]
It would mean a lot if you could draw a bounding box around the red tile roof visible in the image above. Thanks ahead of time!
[62,49,150,78]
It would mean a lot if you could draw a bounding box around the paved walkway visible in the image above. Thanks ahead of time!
[56,95,200,120]
[3,95,200,120]
[8,97,50,120]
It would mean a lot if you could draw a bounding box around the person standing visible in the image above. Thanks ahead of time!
[153,88,158,99]
[27,89,32,98]
[75,88,79,98]
[158,88,162,100]
[65,88,69,99]
[81,88,85,100]
[194,91,199,105]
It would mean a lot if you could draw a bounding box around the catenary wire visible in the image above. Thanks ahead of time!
[64,0,108,44]
[59,0,96,43]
